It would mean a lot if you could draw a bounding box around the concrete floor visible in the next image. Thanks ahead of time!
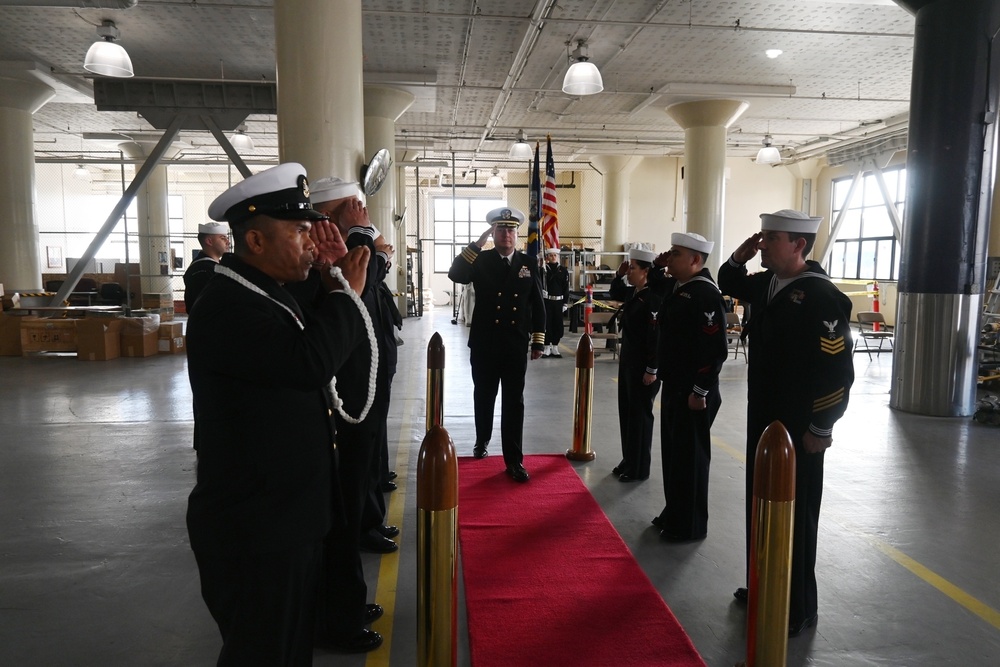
[2,306,999,666]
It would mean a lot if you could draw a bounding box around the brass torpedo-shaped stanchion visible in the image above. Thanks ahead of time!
[566,333,596,461]
[417,333,457,667]
[746,420,796,667]
[426,332,445,431]
[416,425,458,667]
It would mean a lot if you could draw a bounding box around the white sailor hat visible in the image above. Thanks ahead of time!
[628,247,657,263]
[671,232,714,255]
[207,163,325,225]
[487,207,525,228]
[310,176,361,205]
[760,209,822,234]
[198,221,231,235]
[545,247,561,256]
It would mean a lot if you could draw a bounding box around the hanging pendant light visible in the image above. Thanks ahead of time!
[486,167,504,189]
[509,130,533,159]
[74,165,91,181]
[230,124,254,151]
[562,40,603,96]
[755,134,781,165]
[84,20,134,78]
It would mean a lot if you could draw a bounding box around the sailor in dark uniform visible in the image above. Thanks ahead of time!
[648,232,728,541]
[718,209,854,638]
[186,163,370,666]
[542,247,570,357]
[448,207,546,482]
[609,247,662,482]
[183,221,230,313]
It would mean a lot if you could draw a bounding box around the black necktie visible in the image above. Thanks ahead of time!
[504,257,511,267]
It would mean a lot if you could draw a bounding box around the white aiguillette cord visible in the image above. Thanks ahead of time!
[214,263,378,424]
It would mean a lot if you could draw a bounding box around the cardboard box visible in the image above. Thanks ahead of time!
[158,334,185,354]
[77,318,124,361]
[21,318,79,354]
[0,310,27,356]
[121,315,160,358]
[158,322,183,339]
[143,293,173,309]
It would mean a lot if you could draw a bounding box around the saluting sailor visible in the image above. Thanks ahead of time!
[448,207,546,483]
[718,208,855,638]
[183,221,231,313]
[186,162,370,665]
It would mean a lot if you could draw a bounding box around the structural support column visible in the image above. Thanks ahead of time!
[0,76,55,291]
[119,139,174,295]
[890,0,1000,416]
[666,99,748,271]
[275,0,364,182]
[364,85,414,293]
[590,155,639,254]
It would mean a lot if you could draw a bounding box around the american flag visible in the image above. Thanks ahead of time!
[541,135,559,251]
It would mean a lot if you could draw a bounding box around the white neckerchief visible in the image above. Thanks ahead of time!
[767,269,831,303]
[213,263,378,424]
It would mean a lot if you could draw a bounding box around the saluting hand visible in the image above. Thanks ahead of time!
[325,245,370,295]
[376,243,395,261]
[310,219,348,266]
[733,233,763,264]
[340,198,371,230]
[476,223,496,248]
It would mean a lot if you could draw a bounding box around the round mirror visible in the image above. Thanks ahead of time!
[360,148,392,196]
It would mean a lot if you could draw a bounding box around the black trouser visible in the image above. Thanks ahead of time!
[470,342,528,466]
[656,388,721,539]
[616,362,660,479]
[194,541,321,667]
[745,411,825,626]
[543,299,564,345]
[361,383,392,534]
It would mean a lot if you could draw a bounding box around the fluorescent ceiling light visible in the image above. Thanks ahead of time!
[765,49,783,59]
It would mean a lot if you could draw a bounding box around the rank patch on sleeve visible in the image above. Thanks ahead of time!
[813,387,845,411]
[820,335,845,354]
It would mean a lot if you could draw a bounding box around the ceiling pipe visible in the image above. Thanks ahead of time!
[0,0,136,7]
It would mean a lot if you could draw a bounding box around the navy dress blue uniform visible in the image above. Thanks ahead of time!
[448,208,545,472]
[718,210,854,633]
[609,251,661,481]
[542,250,569,354]
[186,163,365,666]
[648,243,728,539]
[183,221,230,313]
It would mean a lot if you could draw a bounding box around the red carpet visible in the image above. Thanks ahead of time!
[457,454,706,667]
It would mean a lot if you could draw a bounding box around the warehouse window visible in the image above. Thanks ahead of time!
[433,196,505,273]
[828,167,905,281]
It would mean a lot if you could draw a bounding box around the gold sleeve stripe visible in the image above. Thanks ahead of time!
[820,336,846,354]
[461,247,478,264]
[531,332,546,344]
[813,387,846,411]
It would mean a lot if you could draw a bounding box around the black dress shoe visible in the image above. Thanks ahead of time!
[473,443,488,459]
[364,603,384,624]
[329,629,383,653]
[360,531,398,554]
[651,516,665,529]
[788,614,818,637]
[380,480,397,492]
[376,524,400,538]
[387,470,397,480]
[612,465,624,476]
[505,463,530,482]
[733,587,748,604]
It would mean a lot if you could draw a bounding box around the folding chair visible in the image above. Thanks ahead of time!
[725,311,747,362]
[854,311,893,360]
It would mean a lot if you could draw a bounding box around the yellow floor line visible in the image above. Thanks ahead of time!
[713,433,1000,632]
[365,369,419,667]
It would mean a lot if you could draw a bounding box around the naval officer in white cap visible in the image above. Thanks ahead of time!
[448,206,546,482]
[609,246,662,483]
[186,162,370,665]
[648,232,728,541]
[183,220,231,313]
[719,208,854,638]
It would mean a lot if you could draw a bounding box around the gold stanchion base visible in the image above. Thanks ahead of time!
[566,449,596,461]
